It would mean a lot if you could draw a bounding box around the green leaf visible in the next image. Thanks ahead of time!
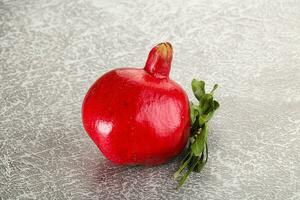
[194,160,206,173]
[191,79,205,100]
[213,100,220,111]
[205,111,215,122]
[202,94,213,114]
[189,103,199,124]
[193,142,208,172]
[199,93,207,109]
[198,96,205,115]
[204,141,208,162]
[205,99,219,114]
[199,110,215,126]
[191,125,207,156]
[201,124,208,140]
[198,115,206,127]
[210,84,218,94]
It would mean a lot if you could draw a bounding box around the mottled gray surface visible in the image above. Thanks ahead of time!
[0,0,300,199]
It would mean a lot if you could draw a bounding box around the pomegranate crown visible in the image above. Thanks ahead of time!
[144,42,173,79]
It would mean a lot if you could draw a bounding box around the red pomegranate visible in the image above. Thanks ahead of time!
[82,42,190,165]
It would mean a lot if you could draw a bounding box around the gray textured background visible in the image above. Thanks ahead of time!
[1,0,300,199]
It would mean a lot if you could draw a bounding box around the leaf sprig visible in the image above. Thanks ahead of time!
[173,79,220,187]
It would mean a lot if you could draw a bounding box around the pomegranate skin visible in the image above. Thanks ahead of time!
[82,43,190,165]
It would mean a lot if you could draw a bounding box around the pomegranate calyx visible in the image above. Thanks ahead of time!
[144,42,173,79]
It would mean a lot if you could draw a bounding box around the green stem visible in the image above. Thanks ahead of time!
[178,159,199,188]
[173,152,192,180]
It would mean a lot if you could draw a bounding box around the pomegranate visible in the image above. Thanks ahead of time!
[82,42,190,165]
